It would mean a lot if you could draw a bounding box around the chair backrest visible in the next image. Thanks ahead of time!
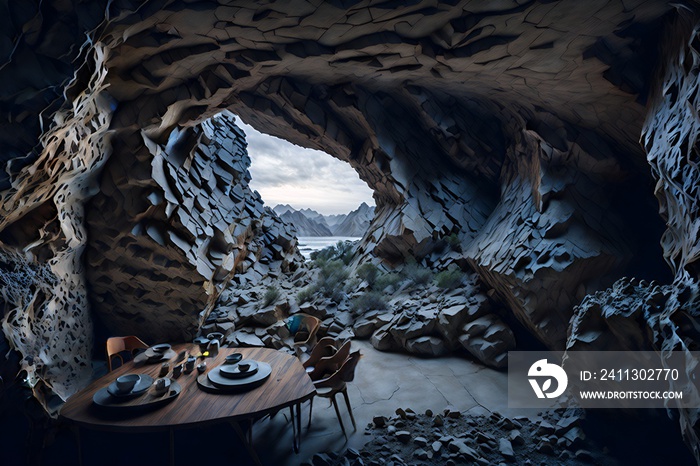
[339,351,361,383]
[308,340,352,380]
[303,337,337,366]
[314,350,362,389]
[332,340,351,365]
[106,336,148,371]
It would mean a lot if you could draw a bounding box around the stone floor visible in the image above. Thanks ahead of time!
[23,340,529,466]
[4,339,695,465]
[253,340,536,466]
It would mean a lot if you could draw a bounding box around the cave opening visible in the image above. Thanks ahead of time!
[236,114,377,258]
[3,1,700,465]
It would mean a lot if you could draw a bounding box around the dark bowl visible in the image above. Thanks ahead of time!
[151,344,171,353]
[115,374,140,393]
[238,363,251,372]
[225,353,243,364]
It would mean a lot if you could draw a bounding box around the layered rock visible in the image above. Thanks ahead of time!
[567,11,700,463]
[86,112,302,342]
[0,0,686,429]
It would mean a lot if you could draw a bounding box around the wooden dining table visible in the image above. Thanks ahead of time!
[60,344,316,466]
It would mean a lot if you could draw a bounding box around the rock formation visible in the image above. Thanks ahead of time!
[86,111,301,343]
[0,3,698,460]
[567,11,700,462]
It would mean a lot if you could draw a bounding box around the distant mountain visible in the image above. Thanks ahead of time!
[273,203,374,237]
[332,202,375,236]
[298,208,324,221]
[324,213,347,228]
[272,204,295,216]
[279,210,332,236]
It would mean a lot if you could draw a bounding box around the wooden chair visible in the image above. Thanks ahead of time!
[106,336,148,371]
[308,351,361,437]
[305,340,351,381]
[287,314,321,356]
[300,336,337,366]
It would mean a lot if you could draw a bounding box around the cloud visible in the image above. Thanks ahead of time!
[237,118,375,215]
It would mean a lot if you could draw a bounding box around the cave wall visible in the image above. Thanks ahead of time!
[567,10,700,463]
[0,0,684,416]
[86,112,301,343]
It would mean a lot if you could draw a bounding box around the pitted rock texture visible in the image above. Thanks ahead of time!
[0,0,683,418]
[642,10,700,279]
[87,112,301,342]
[567,12,700,464]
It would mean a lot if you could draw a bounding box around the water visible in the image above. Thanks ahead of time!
[297,236,361,260]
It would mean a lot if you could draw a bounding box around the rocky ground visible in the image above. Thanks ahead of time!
[199,239,518,370]
[303,407,614,466]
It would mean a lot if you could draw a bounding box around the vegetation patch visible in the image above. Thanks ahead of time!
[351,291,388,312]
[435,269,465,290]
[262,285,280,306]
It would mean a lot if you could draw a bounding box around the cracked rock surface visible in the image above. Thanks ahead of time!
[0,4,695,457]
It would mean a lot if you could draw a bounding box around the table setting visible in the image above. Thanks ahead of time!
[62,343,316,465]
[92,343,183,412]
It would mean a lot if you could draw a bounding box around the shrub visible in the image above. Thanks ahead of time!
[262,285,280,307]
[297,286,315,304]
[435,269,465,290]
[351,291,388,313]
[310,240,356,265]
[356,263,379,287]
[402,260,433,286]
[335,240,355,265]
[317,260,349,301]
[374,272,402,291]
[446,233,462,252]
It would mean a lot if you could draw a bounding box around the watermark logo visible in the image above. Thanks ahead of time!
[528,359,568,399]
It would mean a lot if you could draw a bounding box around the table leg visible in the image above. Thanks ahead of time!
[70,424,83,466]
[290,403,302,453]
[169,428,175,466]
[231,421,262,466]
[296,403,302,452]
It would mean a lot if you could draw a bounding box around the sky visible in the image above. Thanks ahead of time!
[237,118,375,216]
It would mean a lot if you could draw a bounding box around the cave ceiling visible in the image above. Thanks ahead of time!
[0,0,695,421]
[1,0,676,185]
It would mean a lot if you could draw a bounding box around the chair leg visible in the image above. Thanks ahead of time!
[331,394,346,438]
[307,396,314,429]
[341,388,356,431]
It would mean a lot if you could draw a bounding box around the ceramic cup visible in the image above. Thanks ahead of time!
[184,356,196,373]
[197,362,207,373]
[159,362,170,377]
[172,364,183,378]
[154,378,168,395]
[116,374,139,393]
[207,339,220,356]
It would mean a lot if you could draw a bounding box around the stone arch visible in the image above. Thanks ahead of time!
[0,0,677,413]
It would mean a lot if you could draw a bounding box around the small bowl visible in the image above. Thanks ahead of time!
[151,344,171,353]
[206,332,224,343]
[238,362,251,373]
[225,353,243,364]
[197,362,207,373]
[116,374,140,393]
